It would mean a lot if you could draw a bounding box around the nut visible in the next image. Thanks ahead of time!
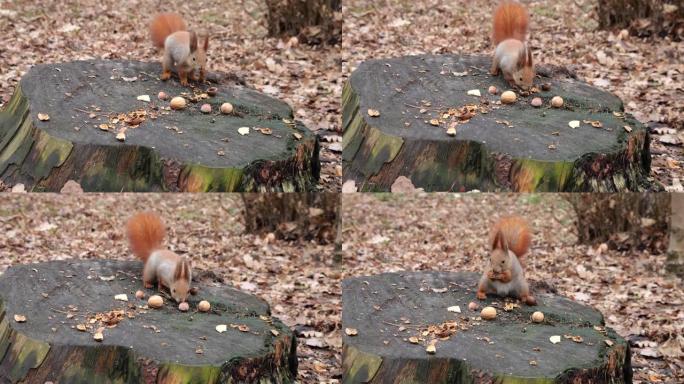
[135,290,145,299]
[481,306,497,320]
[158,91,169,101]
[550,96,564,108]
[170,97,186,110]
[220,102,234,114]
[468,301,479,311]
[531,311,545,323]
[148,295,163,309]
[198,300,211,312]
[200,104,212,114]
[531,97,542,107]
[500,91,517,104]
[178,302,189,312]
[488,86,498,95]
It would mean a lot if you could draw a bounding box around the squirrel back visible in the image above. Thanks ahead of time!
[492,1,529,45]
[489,215,531,258]
[150,13,187,48]
[127,212,166,262]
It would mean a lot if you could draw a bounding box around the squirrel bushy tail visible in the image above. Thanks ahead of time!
[127,212,166,262]
[150,13,187,48]
[490,216,531,258]
[492,1,529,45]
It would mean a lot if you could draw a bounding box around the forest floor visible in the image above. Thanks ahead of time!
[342,0,683,191]
[0,0,341,191]
[342,193,683,383]
[0,194,341,383]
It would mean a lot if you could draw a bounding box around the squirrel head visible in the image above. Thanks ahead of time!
[513,44,535,90]
[188,31,209,71]
[171,256,192,303]
[489,230,513,274]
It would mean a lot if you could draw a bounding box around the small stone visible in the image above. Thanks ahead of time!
[541,83,551,91]
[468,301,479,311]
[488,86,498,95]
[135,290,145,299]
[207,87,218,97]
[157,91,169,101]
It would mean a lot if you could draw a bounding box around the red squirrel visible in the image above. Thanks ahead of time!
[476,216,536,305]
[126,212,192,303]
[490,1,535,90]
[150,13,209,86]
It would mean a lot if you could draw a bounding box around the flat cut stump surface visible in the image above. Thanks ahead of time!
[0,260,297,383]
[342,271,631,383]
[343,54,652,192]
[0,60,319,192]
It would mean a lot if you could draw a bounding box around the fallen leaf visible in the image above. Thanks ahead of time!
[37,113,49,121]
[367,108,380,117]
[447,306,461,313]
[136,95,150,102]
[216,324,227,333]
[568,120,580,129]
[237,127,250,135]
[345,328,358,336]
[550,335,561,344]
[114,294,128,302]
[14,314,26,323]
[467,89,481,97]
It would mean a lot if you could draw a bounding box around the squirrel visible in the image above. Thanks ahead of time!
[490,1,535,90]
[126,212,192,303]
[149,13,209,86]
[476,216,536,305]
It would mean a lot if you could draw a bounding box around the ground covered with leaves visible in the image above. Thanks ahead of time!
[0,0,341,190]
[342,0,683,191]
[342,193,683,382]
[0,194,341,383]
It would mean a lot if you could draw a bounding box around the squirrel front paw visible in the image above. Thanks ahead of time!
[523,295,537,306]
[487,271,496,280]
[160,71,171,81]
[476,291,487,300]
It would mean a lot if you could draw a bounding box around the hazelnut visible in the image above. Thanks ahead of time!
[148,295,163,309]
[500,91,517,104]
[220,102,234,114]
[170,97,186,110]
[481,306,497,320]
[198,300,211,312]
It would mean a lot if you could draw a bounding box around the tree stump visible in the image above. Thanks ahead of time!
[342,271,631,383]
[0,60,319,192]
[343,54,652,192]
[0,260,297,383]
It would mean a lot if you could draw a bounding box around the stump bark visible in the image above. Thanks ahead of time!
[343,54,652,192]
[0,60,319,192]
[0,260,297,383]
[564,193,670,253]
[342,271,632,383]
[242,192,340,244]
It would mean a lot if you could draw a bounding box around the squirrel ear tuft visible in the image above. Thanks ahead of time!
[203,35,209,51]
[527,46,533,65]
[492,231,503,250]
[189,32,198,53]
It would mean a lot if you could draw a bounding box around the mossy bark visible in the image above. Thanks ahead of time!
[342,271,632,383]
[0,260,297,383]
[343,54,653,192]
[0,60,319,192]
